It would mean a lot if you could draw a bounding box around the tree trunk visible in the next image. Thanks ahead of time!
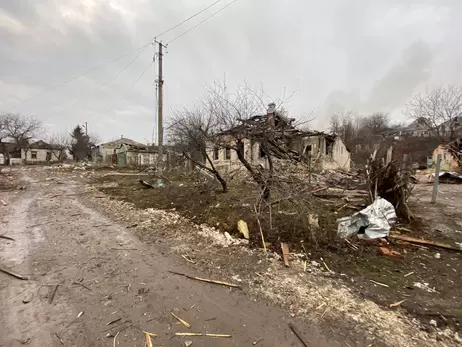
[183,151,228,193]
[234,140,270,201]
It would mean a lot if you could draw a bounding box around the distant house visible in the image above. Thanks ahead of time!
[0,141,17,165]
[382,117,462,140]
[438,116,462,139]
[21,140,61,164]
[381,118,432,139]
[432,138,462,172]
[116,143,159,166]
[92,137,145,164]
[205,104,351,172]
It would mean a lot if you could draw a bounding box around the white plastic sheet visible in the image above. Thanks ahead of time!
[337,197,397,239]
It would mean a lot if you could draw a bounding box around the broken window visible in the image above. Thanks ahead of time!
[259,144,266,158]
[225,147,231,160]
[304,145,312,154]
[237,141,245,159]
[213,147,219,160]
[31,151,37,159]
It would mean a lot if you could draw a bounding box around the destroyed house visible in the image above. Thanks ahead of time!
[206,104,351,172]
[92,137,145,164]
[116,143,159,166]
[432,138,462,172]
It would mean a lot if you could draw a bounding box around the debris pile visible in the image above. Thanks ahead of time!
[366,150,413,221]
[337,197,397,239]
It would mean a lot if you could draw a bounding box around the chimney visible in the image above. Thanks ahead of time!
[267,102,276,126]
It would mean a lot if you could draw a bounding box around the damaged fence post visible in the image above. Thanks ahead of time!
[431,154,442,204]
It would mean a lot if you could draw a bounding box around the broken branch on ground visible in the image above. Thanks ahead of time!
[168,271,240,288]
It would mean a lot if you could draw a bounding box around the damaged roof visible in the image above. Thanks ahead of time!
[98,137,144,148]
[218,113,336,141]
[440,138,462,165]
[123,143,158,153]
[23,140,59,150]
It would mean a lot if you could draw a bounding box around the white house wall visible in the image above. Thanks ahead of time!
[207,139,268,172]
[21,148,60,163]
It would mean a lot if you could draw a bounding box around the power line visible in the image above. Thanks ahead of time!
[107,60,154,114]
[2,0,226,112]
[167,0,238,44]
[52,45,150,117]
[156,0,223,38]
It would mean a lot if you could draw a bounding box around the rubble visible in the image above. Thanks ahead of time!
[237,220,249,239]
[337,197,397,239]
[413,282,437,293]
[85,172,460,346]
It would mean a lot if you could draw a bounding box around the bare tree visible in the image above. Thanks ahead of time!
[204,81,303,201]
[329,111,359,148]
[2,114,42,146]
[168,106,228,192]
[361,112,389,135]
[405,85,462,141]
[0,113,42,162]
[48,132,71,162]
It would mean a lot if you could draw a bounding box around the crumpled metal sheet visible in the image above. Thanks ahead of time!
[337,197,397,239]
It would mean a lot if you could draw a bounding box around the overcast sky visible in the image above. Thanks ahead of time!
[1,0,461,143]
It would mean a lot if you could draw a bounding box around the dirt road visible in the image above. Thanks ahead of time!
[0,169,341,347]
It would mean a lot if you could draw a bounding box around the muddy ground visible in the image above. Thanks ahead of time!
[1,168,342,347]
[1,166,461,347]
[91,170,462,336]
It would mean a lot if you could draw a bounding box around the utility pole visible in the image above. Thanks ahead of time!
[82,122,88,136]
[431,153,442,203]
[156,40,166,179]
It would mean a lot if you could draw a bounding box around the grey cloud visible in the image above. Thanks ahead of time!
[1,0,462,141]
[363,40,433,114]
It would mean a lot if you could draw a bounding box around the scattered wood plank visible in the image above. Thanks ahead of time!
[113,331,119,347]
[0,234,15,241]
[144,331,154,347]
[106,317,122,326]
[72,281,92,291]
[288,323,309,347]
[139,180,154,189]
[389,234,462,252]
[110,247,137,251]
[369,280,389,288]
[322,261,332,273]
[252,337,263,345]
[1,200,7,206]
[389,299,406,308]
[0,267,28,280]
[281,243,290,267]
[55,333,64,345]
[48,284,60,304]
[171,312,191,328]
[312,193,345,199]
[309,187,328,194]
[168,271,240,288]
[181,255,196,264]
[174,332,231,338]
